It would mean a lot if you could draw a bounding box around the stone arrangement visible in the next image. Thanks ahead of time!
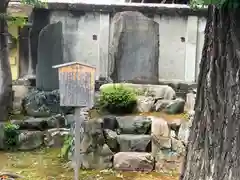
[9,80,196,173]
[67,113,193,172]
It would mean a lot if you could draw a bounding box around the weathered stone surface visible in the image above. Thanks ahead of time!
[22,89,74,117]
[11,114,66,131]
[36,22,64,91]
[18,131,44,150]
[136,96,155,113]
[155,150,181,172]
[65,114,74,127]
[151,117,170,157]
[167,118,182,131]
[184,92,196,111]
[109,11,159,84]
[178,120,192,145]
[170,130,176,138]
[117,134,151,152]
[100,83,176,100]
[104,129,119,152]
[81,143,113,169]
[13,85,29,112]
[102,116,119,131]
[164,98,185,114]
[114,152,154,172]
[154,99,173,111]
[116,116,152,134]
[171,137,185,155]
[151,117,170,137]
[44,128,70,147]
[80,118,113,169]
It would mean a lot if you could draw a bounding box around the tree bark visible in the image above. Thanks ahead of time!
[0,1,13,121]
[180,5,240,180]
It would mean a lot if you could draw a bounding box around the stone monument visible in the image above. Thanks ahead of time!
[109,11,159,84]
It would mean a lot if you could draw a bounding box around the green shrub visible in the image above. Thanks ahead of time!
[60,135,73,159]
[3,123,20,150]
[99,85,137,114]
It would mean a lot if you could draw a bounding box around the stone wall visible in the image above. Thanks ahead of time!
[32,3,207,91]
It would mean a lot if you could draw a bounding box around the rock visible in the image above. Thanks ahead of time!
[109,11,159,84]
[47,114,67,128]
[178,120,192,145]
[152,136,171,153]
[114,152,154,172]
[117,134,151,152]
[102,116,119,131]
[155,150,181,172]
[36,22,64,91]
[0,172,24,179]
[80,118,113,169]
[18,131,44,150]
[44,128,70,147]
[164,98,185,114]
[12,85,29,112]
[170,130,176,138]
[155,99,173,111]
[81,143,113,169]
[171,138,185,155]
[136,96,155,113]
[116,116,152,134]
[65,114,74,127]
[95,77,113,91]
[22,89,74,117]
[11,114,66,131]
[104,129,119,152]
[151,117,170,157]
[185,92,196,111]
[167,118,182,132]
[100,83,176,100]
[151,117,170,137]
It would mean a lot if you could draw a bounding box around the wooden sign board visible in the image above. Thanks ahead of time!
[53,62,96,107]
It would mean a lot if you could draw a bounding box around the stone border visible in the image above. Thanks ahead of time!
[37,3,207,17]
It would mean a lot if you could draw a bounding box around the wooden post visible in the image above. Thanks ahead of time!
[74,107,81,180]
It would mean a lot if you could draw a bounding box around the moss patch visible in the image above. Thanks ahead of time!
[0,148,179,180]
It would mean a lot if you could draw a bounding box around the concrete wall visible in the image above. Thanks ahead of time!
[8,24,19,80]
[38,3,207,84]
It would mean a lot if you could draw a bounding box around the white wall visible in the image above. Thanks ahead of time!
[49,9,206,83]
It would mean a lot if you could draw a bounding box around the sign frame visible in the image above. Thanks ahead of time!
[53,62,96,180]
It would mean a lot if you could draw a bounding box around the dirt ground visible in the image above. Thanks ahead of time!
[0,148,179,180]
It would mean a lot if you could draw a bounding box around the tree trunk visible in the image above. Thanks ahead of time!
[180,5,240,180]
[0,1,13,121]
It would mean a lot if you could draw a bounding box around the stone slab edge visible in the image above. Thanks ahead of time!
[36,3,207,17]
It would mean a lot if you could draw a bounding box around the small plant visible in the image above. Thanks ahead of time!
[60,135,73,159]
[98,84,137,114]
[3,123,20,150]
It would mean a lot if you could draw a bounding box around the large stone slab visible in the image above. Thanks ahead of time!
[100,83,176,100]
[22,89,74,117]
[18,131,44,150]
[114,152,154,172]
[11,114,66,131]
[109,11,159,84]
[117,134,151,152]
[116,116,152,134]
[36,21,64,91]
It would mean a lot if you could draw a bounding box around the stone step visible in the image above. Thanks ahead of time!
[117,134,151,152]
[114,152,154,172]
